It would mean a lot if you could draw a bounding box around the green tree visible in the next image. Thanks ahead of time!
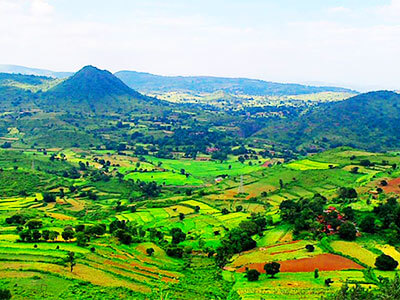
[246,269,260,282]
[170,228,186,244]
[375,254,399,271]
[264,262,280,278]
[359,216,376,233]
[0,288,11,300]
[62,227,75,241]
[75,232,88,247]
[338,221,357,241]
[146,248,155,256]
[25,219,43,230]
[66,251,76,272]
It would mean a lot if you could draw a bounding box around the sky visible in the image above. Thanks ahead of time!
[0,0,399,91]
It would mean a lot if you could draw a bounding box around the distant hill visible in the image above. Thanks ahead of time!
[0,73,53,110]
[258,91,400,151]
[115,70,357,96]
[0,64,72,78]
[43,66,149,112]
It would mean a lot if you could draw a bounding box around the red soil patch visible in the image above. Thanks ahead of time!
[383,178,400,194]
[237,254,364,273]
[262,161,274,167]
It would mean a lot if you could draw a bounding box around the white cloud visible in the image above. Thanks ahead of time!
[31,0,54,16]
[328,6,351,14]
[0,1,398,90]
[378,0,400,18]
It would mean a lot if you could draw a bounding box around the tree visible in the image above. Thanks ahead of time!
[146,248,155,256]
[179,213,185,221]
[32,230,41,242]
[350,167,359,174]
[325,278,334,287]
[338,187,358,199]
[170,228,186,244]
[211,151,228,162]
[359,216,376,233]
[166,246,184,258]
[66,251,76,272]
[314,269,319,279]
[279,179,284,189]
[221,208,230,215]
[114,229,133,245]
[375,254,399,271]
[42,230,50,241]
[62,228,75,241]
[338,222,357,241]
[1,142,11,149]
[19,229,32,242]
[49,231,59,241]
[25,219,43,230]
[342,207,355,221]
[0,288,11,300]
[75,232,88,247]
[236,205,243,212]
[264,262,280,278]
[43,193,56,203]
[246,269,260,282]
[306,244,315,252]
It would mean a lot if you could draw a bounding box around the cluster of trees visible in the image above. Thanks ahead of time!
[109,219,164,246]
[279,194,358,240]
[337,187,358,201]
[245,262,281,282]
[279,194,326,235]
[14,219,60,242]
[368,197,400,244]
[215,214,268,266]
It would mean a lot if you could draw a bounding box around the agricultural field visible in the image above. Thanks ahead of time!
[1,146,400,299]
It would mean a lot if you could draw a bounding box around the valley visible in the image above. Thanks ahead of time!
[0,66,399,299]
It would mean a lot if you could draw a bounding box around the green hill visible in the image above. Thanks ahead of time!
[258,91,400,151]
[115,70,356,96]
[43,66,149,112]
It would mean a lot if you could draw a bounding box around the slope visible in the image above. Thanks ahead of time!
[257,91,400,151]
[115,70,356,96]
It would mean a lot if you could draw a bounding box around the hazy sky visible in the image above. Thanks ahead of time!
[0,0,399,90]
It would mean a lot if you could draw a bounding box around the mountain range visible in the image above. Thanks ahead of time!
[0,65,399,152]
[0,64,356,96]
[0,64,73,78]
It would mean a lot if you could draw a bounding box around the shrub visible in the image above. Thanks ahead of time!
[375,254,399,271]
[264,262,280,278]
[246,269,260,282]
[338,222,357,241]
[0,288,11,300]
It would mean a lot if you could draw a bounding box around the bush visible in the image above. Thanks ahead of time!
[338,222,357,241]
[305,244,315,252]
[43,192,56,203]
[264,262,280,278]
[359,216,376,233]
[166,246,184,258]
[375,254,399,271]
[246,269,260,282]
[0,288,11,300]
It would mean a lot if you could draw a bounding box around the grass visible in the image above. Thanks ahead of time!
[124,171,204,186]
[286,159,336,171]
[330,241,378,267]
